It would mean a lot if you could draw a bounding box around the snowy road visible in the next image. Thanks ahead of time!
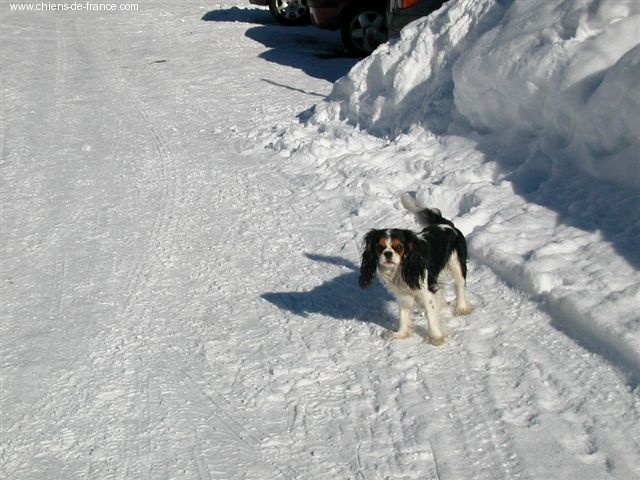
[2,1,639,479]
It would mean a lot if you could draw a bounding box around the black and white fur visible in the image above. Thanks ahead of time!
[359,193,473,345]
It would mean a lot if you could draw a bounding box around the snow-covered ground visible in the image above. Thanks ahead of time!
[1,1,639,479]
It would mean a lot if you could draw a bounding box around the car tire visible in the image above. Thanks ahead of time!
[340,2,388,56]
[268,0,310,26]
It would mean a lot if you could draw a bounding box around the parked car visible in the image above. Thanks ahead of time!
[250,0,310,26]
[307,0,388,57]
[387,0,448,38]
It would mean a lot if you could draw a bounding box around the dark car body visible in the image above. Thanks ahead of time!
[307,0,350,29]
[387,0,448,38]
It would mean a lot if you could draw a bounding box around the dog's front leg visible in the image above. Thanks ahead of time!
[387,299,414,339]
[420,289,445,346]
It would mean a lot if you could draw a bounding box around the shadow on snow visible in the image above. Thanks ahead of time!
[202,7,359,83]
[201,6,273,24]
[261,254,397,331]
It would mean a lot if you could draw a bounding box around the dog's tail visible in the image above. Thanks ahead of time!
[402,193,468,278]
[400,192,447,228]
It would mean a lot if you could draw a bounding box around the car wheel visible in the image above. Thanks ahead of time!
[268,0,310,26]
[340,3,388,56]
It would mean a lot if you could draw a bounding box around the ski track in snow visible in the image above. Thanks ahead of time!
[1,1,639,479]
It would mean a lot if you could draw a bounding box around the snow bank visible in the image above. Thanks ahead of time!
[453,0,640,190]
[312,0,640,190]
[270,0,640,380]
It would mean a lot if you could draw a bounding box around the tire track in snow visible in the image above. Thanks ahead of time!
[53,17,67,97]
[77,34,183,479]
[477,294,640,476]
[164,343,298,480]
[445,265,640,478]
[433,368,525,479]
[2,18,116,280]
[102,71,180,319]
[1,18,131,476]
[2,17,185,477]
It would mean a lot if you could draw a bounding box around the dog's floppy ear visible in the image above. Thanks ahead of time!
[359,229,380,288]
[401,231,429,290]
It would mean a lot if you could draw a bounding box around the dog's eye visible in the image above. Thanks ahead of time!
[375,245,385,255]
[393,244,404,254]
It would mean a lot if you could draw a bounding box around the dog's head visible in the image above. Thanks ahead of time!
[359,229,417,288]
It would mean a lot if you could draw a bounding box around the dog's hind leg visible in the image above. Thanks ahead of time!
[435,288,446,312]
[449,253,473,316]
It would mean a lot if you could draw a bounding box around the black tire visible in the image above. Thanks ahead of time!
[268,0,310,26]
[340,2,388,56]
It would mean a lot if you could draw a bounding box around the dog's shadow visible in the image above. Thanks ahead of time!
[261,254,397,331]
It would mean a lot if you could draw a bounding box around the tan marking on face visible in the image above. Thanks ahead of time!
[375,237,390,254]
[390,238,405,256]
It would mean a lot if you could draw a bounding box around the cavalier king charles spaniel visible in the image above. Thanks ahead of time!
[359,193,473,345]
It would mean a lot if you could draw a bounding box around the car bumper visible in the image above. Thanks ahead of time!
[388,0,447,37]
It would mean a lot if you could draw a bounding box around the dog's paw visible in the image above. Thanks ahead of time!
[454,303,474,316]
[384,329,412,340]
[429,335,446,347]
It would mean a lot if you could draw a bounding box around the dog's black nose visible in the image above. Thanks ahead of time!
[384,251,393,259]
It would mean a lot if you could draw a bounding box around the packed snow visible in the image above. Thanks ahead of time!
[2,1,639,480]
